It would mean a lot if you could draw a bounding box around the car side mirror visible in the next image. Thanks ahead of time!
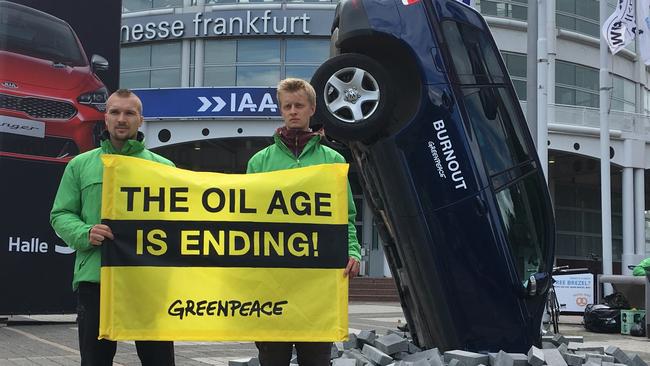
[91,54,109,72]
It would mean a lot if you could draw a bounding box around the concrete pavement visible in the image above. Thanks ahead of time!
[1,303,648,365]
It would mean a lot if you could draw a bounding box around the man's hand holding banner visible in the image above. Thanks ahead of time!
[98,155,349,341]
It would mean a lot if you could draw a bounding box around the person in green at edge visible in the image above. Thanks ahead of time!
[632,257,650,276]
[247,78,362,366]
[50,89,176,366]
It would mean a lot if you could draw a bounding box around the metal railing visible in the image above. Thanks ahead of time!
[520,102,650,139]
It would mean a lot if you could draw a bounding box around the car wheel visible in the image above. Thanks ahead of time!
[311,53,393,142]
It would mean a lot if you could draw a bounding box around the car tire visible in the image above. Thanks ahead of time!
[311,53,393,142]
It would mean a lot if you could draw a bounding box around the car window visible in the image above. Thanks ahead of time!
[440,20,505,85]
[463,87,530,176]
[0,4,86,66]
[495,173,550,282]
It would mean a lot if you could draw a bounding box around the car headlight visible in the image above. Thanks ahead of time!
[78,87,108,112]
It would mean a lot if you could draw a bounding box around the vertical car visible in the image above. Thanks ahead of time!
[0,1,108,160]
[311,0,555,352]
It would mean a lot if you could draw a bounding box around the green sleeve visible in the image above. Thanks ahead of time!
[347,181,361,261]
[150,152,175,167]
[633,257,650,276]
[333,153,361,261]
[246,154,259,174]
[161,157,175,167]
[50,162,92,251]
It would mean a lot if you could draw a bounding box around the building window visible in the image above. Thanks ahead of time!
[501,52,526,100]
[477,0,527,21]
[120,42,182,88]
[285,39,329,81]
[611,75,636,112]
[556,0,635,53]
[556,0,600,37]
[122,0,182,13]
[555,181,622,261]
[555,60,599,108]
[203,38,329,87]
[204,0,336,4]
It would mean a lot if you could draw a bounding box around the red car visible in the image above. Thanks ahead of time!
[0,1,108,160]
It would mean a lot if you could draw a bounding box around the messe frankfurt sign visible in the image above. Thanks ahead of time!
[121,9,334,43]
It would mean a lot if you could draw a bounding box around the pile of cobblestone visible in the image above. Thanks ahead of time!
[228,331,650,366]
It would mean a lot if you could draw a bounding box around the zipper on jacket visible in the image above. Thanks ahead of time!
[295,136,300,166]
[276,134,318,166]
[294,135,298,157]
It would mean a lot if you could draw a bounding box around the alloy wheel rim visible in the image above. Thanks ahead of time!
[323,66,380,124]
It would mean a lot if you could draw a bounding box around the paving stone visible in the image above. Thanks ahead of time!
[386,329,409,338]
[528,346,545,366]
[343,349,373,366]
[333,342,345,358]
[493,350,514,366]
[511,353,530,366]
[357,330,377,348]
[375,333,409,355]
[605,346,632,365]
[408,342,422,354]
[571,345,605,354]
[489,352,527,366]
[362,344,393,366]
[630,354,649,366]
[544,342,558,349]
[344,333,359,350]
[429,350,444,366]
[332,343,344,359]
[553,334,569,346]
[228,358,259,366]
[564,336,584,343]
[393,360,430,366]
[403,348,442,363]
[566,353,587,366]
[449,358,467,366]
[585,353,615,363]
[543,348,568,366]
[586,357,603,366]
[333,359,358,366]
[444,350,489,366]
[602,362,615,366]
[393,351,411,360]
[558,343,569,356]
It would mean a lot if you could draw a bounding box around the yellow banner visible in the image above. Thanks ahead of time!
[99,155,350,341]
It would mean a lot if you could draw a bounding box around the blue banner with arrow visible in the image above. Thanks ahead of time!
[133,87,280,119]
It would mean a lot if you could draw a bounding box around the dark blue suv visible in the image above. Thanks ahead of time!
[311,0,555,353]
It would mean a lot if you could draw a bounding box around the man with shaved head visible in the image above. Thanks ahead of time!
[51,89,176,365]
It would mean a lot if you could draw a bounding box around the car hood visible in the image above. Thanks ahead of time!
[0,50,94,92]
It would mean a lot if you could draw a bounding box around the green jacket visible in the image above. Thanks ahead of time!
[247,134,361,261]
[632,257,650,276]
[50,135,174,290]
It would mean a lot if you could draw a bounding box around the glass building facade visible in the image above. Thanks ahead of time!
[120,0,650,275]
[474,0,649,268]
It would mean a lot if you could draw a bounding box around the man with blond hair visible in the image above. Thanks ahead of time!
[247,78,361,365]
